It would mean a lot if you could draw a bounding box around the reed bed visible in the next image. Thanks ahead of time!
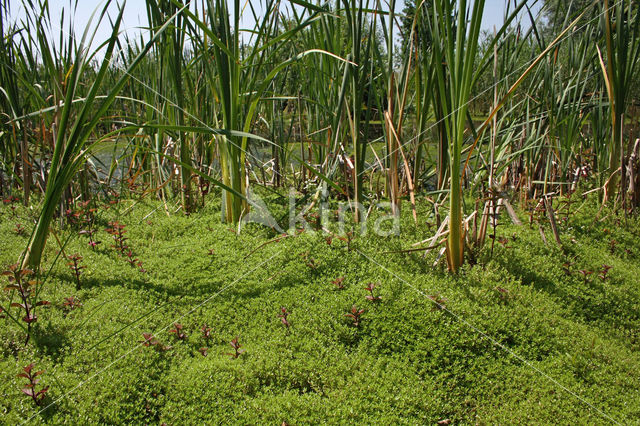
[0,0,638,273]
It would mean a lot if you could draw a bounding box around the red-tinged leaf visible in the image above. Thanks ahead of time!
[36,387,49,397]
[36,300,51,306]
[20,269,34,277]
[23,363,34,373]
[201,326,212,339]
[1,271,13,276]
[21,388,35,397]
[141,333,155,346]
[4,285,20,291]
[23,315,37,323]
[17,373,30,379]
[11,302,26,309]
[437,419,451,425]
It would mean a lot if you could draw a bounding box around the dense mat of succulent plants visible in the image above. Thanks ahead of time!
[1,191,639,423]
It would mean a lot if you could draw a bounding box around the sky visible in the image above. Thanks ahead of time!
[5,0,544,55]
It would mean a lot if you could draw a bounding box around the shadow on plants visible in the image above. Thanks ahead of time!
[32,323,72,362]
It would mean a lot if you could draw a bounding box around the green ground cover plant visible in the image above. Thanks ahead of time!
[2,0,640,423]
[0,189,639,423]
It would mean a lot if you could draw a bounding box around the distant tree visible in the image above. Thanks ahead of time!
[543,0,594,30]
[399,0,434,61]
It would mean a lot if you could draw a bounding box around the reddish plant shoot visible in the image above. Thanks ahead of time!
[495,286,510,301]
[201,325,212,340]
[17,363,49,406]
[364,283,381,302]
[345,306,365,327]
[79,229,101,250]
[14,223,25,235]
[279,307,290,328]
[125,250,138,267]
[577,269,594,283]
[106,221,128,254]
[67,253,86,290]
[169,323,187,340]
[2,264,49,344]
[226,337,245,359]
[332,277,345,290]
[599,264,613,281]
[141,333,171,351]
[62,296,82,315]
